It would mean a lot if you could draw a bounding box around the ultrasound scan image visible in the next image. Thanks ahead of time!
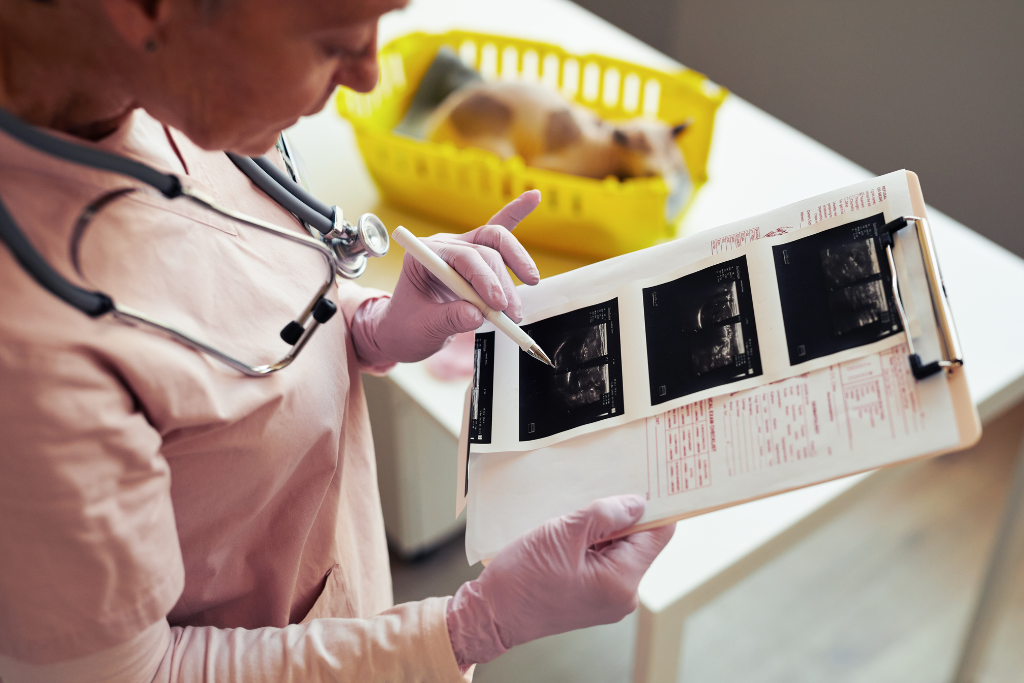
[553,323,608,369]
[819,239,881,288]
[643,256,762,405]
[519,299,624,441]
[553,364,610,407]
[691,323,745,375]
[772,213,902,365]
[469,332,495,444]
[471,349,481,420]
[697,281,740,329]
[828,280,889,335]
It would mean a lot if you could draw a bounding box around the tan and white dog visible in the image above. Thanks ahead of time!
[425,81,690,185]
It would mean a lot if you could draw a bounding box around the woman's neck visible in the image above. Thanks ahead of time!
[0,2,136,139]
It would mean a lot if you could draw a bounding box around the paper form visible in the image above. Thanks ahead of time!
[473,205,911,453]
[471,171,937,454]
[797,185,889,228]
[710,226,792,254]
[461,171,964,563]
[644,344,940,507]
[465,341,959,564]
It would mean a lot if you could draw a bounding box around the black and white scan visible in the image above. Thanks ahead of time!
[820,238,882,288]
[773,213,902,364]
[642,256,762,405]
[553,363,610,407]
[827,279,889,335]
[691,321,745,375]
[519,300,624,441]
[469,332,495,444]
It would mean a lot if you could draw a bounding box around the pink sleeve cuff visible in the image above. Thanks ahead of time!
[335,280,396,375]
[445,581,508,669]
[348,297,396,375]
[0,599,474,683]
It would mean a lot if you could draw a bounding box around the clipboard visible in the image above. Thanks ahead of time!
[456,171,981,556]
[895,171,978,444]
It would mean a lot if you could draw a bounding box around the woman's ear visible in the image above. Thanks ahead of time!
[100,0,167,51]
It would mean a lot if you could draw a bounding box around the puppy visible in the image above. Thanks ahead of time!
[424,81,690,185]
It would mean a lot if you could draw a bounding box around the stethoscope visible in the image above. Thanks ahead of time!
[0,108,389,376]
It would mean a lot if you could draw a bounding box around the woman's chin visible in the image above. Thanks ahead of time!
[188,112,303,155]
[228,128,289,156]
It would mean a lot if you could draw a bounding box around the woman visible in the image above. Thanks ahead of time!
[0,0,675,680]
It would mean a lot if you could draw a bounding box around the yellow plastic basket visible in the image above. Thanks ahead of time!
[336,31,726,259]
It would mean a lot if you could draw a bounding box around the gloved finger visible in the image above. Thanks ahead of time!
[427,301,485,338]
[467,224,541,287]
[486,189,542,231]
[431,242,509,311]
[568,494,646,547]
[461,242,523,321]
[598,522,675,576]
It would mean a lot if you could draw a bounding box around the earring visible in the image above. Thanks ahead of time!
[144,39,158,52]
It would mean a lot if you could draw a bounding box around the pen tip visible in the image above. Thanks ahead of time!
[529,344,555,368]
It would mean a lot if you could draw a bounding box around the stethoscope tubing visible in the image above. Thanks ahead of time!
[251,155,334,222]
[225,152,335,235]
[0,107,350,376]
[0,189,114,317]
[0,107,182,198]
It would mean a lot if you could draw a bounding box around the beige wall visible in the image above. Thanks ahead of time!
[574,0,1024,256]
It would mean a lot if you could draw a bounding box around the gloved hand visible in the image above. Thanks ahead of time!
[446,495,675,669]
[351,190,541,367]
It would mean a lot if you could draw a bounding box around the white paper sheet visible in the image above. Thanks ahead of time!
[470,172,938,453]
[464,341,960,563]
[461,171,960,563]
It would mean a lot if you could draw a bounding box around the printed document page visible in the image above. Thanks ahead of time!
[462,171,961,563]
[470,172,941,453]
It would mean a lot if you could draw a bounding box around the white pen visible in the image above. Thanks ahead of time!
[391,226,555,368]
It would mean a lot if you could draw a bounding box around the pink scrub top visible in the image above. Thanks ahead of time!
[0,110,462,679]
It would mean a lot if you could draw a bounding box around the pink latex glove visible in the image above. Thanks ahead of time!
[351,190,542,367]
[446,494,676,669]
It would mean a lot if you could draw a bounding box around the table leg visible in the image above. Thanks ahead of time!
[633,601,689,683]
[951,435,1024,683]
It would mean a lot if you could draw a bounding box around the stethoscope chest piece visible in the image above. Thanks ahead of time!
[326,209,390,279]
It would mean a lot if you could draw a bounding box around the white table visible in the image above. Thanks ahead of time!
[288,0,1024,678]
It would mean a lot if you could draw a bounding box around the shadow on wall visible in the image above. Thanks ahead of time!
[573,0,1024,258]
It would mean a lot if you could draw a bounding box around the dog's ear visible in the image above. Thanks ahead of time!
[671,119,693,138]
[613,128,654,153]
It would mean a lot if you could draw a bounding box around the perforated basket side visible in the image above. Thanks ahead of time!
[336,31,726,258]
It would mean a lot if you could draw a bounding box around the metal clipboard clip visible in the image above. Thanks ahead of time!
[879,215,964,380]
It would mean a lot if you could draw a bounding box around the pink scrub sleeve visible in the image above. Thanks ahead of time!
[337,280,397,376]
[0,605,466,683]
[0,342,184,662]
